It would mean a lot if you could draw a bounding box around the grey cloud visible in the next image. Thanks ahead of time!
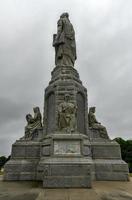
[0,138,12,156]
[0,0,132,155]
[0,97,30,127]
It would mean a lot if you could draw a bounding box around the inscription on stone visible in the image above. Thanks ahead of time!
[54,140,80,155]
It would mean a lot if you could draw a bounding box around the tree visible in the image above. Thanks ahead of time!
[0,156,7,169]
[114,137,132,173]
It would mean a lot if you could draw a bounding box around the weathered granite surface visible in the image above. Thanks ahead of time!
[53,12,76,67]
[4,13,129,187]
[4,63,129,186]
[88,107,109,139]
[43,65,88,136]
[36,133,93,187]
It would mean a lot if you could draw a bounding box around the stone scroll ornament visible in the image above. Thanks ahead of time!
[88,107,109,139]
[25,107,42,139]
[58,94,77,133]
[53,12,77,67]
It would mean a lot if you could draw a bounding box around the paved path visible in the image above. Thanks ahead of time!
[0,176,132,200]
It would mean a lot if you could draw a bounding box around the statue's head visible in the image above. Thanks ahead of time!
[33,107,40,113]
[60,12,69,19]
[26,114,32,122]
[89,107,96,113]
[64,94,70,102]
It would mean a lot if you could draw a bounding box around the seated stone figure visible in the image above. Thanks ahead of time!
[25,107,42,139]
[88,107,109,139]
[58,94,77,133]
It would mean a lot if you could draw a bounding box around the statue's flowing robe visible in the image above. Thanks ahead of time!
[25,113,42,137]
[54,17,77,66]
[88,112,109,139]
[58,102,76,130]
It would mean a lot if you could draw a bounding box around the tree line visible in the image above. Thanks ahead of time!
[114,138,132,173]
[0,155,10,170]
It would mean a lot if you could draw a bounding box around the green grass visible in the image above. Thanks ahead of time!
[130,173,132,177]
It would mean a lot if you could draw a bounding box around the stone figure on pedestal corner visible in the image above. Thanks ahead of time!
[53,12,77,67]
[25,106,42,139]
[88,107,109,139]
[58,94,77,133]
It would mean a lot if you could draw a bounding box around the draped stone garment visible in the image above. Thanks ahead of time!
[25,112,42,138]
[58,101,77,131]
[53,15,77,66]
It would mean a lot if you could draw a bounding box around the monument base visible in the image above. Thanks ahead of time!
[94,159,129,181]
[4,159,39,181]
[4,140,41,181]
[4,133,129,185]
[91,139,129,181]
[37,133,93,188]
[38,157,93,188]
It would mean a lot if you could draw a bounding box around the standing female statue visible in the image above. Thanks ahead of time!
[53,13,77,67]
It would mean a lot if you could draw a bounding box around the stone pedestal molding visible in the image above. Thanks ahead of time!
[4,65,129,187]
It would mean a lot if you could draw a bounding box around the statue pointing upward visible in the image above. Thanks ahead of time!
[53,13,77,67]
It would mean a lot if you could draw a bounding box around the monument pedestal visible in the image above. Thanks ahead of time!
[90,138,129,181]
[93,159,129,181]
[41,157,92,188]
[37,133,93,188]
[4,64,129,186]
[4,137,41,181]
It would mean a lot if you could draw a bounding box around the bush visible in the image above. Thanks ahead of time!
[128,163,132,173]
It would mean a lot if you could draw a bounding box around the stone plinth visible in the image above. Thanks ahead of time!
[4,139,41,181]
[40,133,91,157]
[91,140,121,159]
[94,159,129,181]
[37,133,93,188]
[90,132,129,181]
[42,157,92,188]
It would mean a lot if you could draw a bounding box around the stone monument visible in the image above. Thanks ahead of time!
[4,13,129,188]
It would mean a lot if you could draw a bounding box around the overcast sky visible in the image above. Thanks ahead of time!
[0,0,132,156]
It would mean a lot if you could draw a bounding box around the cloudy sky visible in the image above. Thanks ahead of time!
[0,0,132,156]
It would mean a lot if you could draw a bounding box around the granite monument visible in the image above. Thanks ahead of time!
[4,13,129,188]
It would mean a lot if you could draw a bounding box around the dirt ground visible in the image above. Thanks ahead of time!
[0,176,132,200]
